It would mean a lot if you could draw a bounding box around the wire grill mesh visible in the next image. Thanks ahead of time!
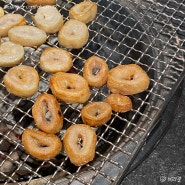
[0,0,185,184]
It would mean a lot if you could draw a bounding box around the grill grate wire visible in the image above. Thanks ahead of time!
[0,0,185,184]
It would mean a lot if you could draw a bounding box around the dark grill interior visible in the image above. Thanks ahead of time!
[0,0,184,184]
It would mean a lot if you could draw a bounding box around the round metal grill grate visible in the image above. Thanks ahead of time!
[0,0,184,184]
